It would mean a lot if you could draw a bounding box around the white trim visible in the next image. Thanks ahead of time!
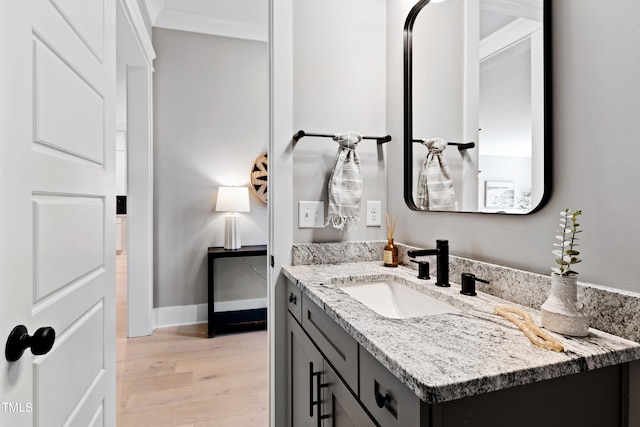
[480,0,543,22]
[153,7,268,42]
[117,0,155,338]
[118,0,156,68]
[269,0,294,425]
[154,303,207,328]
[480,18,542,61]
[143,0,164,24]
[153,299,268,328]
[126,65,154,337]
[215,297,268,312]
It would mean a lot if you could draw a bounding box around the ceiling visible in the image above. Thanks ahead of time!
[143,0,268,42]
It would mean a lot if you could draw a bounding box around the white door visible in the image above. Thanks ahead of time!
[1,0,116,426]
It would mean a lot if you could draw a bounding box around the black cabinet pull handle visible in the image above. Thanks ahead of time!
[5,325,55,362]
[309,362,330,426]
[309,362,316,417]
[374,380,398,418]
[289,293,297,305]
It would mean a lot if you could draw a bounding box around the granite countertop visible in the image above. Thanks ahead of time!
[282,261,640,404]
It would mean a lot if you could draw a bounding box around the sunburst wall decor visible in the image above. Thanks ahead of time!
[250,151,268,204]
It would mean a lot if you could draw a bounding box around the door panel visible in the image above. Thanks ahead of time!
[330,396,355,427]
[35,39,104,163]
[69,400,104,427]
[31,270,106,355]
[31,147,105,195]
[0,0,115,425]
[49,0,104,61]
[0,2,33,421]
[287,313,323,427]
[33,197,103,300]
[324,363,377,427]
[32,0,104,86]
[35,302,104,426]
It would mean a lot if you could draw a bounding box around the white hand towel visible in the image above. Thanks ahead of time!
[417,137,455,211]
[326,132,363,230]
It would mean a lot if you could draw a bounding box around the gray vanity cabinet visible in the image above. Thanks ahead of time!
[287,312,375,427]
[360,349,428,427]
[286,281,629,427]
[324,362,377,427]
[287,311,324,427]
[300,288,359,393]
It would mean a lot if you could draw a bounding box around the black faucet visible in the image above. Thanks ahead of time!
[407,240,449,287]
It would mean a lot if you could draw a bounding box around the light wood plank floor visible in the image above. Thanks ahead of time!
[116,254,269,426]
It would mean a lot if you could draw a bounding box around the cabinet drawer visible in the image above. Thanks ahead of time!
[360,348,422,427]
[302,294,359,393]
[287,280,302,324]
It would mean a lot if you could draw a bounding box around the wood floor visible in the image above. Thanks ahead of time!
[116,255,269,426]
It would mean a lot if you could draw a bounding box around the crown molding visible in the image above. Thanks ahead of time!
[155,7,267,42]
[118,0,156,68]
[142,0,267,42]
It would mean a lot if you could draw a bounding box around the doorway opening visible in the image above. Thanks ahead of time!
[115,1,269,425]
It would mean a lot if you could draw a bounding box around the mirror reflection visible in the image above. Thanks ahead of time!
[404,0,550,214]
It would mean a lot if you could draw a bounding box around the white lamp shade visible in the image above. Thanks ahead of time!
[216,187,250,212]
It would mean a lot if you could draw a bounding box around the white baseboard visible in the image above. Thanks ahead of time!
[153,298,268,329]
[154,303,208,328]
[215,298,268,312]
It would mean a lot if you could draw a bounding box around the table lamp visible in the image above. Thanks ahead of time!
[216,186,250,249]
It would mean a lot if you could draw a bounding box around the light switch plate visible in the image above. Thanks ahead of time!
[366,201,382,226]
[298,201,325,228]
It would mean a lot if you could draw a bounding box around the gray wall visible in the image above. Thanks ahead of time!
[387,1,640,293]
[153,28,268,308]
[272,2,640,424]
[292,0,388,243]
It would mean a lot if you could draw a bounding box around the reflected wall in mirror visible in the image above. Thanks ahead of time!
[404,0,551,214]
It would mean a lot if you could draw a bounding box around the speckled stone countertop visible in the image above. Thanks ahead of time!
[282,261,640,404]
[292,241,640,343]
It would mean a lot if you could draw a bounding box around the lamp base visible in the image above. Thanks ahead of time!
[224,214,241,250]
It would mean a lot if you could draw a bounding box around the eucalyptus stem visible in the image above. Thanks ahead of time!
[552,209,582,276]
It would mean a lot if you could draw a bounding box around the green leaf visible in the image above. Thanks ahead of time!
[552,208,583,275]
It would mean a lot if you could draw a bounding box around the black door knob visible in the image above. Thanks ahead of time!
[5,325,56,362]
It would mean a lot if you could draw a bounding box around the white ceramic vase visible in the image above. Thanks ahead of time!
[541,274,590,337]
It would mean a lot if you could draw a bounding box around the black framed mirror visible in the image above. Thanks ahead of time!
[404,0,551,214]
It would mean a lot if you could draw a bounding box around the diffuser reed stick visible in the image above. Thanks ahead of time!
[385,213,398,240]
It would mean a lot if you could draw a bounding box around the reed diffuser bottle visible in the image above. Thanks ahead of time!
[384,214,398,267]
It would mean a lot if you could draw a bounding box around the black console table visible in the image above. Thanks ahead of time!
[207,245,268,338]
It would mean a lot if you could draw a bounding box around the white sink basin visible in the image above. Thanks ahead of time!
[337,280,459,319]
